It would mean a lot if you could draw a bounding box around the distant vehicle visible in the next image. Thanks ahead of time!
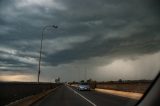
[78,83,90,91]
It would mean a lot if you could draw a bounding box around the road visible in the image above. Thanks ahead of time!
[32,85,137,106]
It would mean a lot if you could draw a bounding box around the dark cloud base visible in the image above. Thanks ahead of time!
[45,33,160,66]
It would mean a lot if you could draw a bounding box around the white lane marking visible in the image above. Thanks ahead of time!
[67,86,97,106]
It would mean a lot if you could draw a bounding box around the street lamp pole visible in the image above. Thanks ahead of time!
[38,25,58,83]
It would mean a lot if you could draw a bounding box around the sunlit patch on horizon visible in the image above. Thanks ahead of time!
[0,74,36,82]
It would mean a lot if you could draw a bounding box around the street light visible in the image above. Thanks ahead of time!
[38,25,58,83]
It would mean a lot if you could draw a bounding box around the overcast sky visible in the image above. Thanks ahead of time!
[0,0,160,82]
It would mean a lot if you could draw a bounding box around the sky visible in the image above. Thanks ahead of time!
[0,0,160,82]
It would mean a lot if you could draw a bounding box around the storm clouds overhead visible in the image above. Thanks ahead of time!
[0,0,160,82]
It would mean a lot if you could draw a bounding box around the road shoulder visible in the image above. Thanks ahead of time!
[95,88,143,100]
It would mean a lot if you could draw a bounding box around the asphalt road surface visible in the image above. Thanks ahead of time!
[32,85,137,106]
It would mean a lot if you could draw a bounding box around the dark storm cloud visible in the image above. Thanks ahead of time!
[0,0,160,72]
[45,33,160,66]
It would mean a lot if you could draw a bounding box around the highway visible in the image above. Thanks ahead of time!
[32,85,137,106]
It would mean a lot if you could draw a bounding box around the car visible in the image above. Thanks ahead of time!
[78,83,90,91]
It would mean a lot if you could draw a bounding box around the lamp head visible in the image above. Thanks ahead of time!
[52,25,58,28]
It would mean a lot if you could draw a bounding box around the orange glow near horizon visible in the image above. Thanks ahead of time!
[0,74,36,82]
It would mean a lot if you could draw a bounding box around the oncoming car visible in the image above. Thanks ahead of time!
[78,83,90,91]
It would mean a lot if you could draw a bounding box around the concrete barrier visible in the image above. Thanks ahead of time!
[0,82,61,106]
